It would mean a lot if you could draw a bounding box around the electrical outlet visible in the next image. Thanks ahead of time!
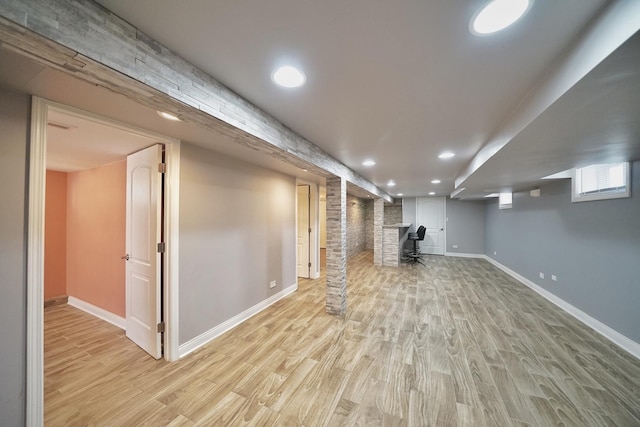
[551,275,557,282]
[452,244,458,249]
[539,272,545,279]
[269,280,276,289]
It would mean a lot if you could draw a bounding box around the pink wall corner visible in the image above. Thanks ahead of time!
[44,170,68,300]
[66,160,127,317]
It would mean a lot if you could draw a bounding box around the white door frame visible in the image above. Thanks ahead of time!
[26,97,181,426]
[297,184,311,278]
[296,179,320,279]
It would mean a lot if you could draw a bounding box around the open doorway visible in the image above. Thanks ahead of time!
[27,98,181,422]
[319,186,327,271]
[296,180,321,280]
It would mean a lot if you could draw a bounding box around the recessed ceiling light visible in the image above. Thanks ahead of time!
[431,179,441,184]
[397,193,404,196]
[272,66,306,88]
[387,180,396,187]
[362,159,376,167]
[471,0,532,35]
[428,192,436,196]
[157,111,181,121]
[438,152,455,159]
[302,169,308,172]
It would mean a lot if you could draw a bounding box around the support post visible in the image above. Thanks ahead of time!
[325,176,347,315]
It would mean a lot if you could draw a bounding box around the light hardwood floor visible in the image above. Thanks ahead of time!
[45,251,640,426]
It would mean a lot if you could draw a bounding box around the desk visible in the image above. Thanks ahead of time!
[382,223,411,266]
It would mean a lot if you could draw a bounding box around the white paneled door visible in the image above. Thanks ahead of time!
[297,185,311,278]
[416,197,445,255]
[125,144,163,359]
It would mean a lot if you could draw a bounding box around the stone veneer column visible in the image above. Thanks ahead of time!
[373,198,384,266]
[325,176,347,315]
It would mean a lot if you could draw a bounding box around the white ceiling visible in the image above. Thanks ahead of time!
[46,109,157,172]
[2,1,639,199]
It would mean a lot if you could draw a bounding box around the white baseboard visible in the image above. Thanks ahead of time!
[178,283,298,358]
[445,252,485,258]
[67,296,126,330]
[484,256,640,360]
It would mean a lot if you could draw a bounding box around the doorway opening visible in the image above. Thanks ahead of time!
[27,97,181,423]
[296,180,320,280]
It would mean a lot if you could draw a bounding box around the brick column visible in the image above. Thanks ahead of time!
[325,176,347,315]
[373,198,384,266]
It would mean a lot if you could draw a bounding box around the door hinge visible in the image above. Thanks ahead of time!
[157,322,165,333]
[157,242,166,253]
[308,262,311,268]
[158,162,166,173]
[308,228,311,233]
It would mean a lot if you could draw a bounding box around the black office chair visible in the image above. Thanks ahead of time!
[407,225,426,265]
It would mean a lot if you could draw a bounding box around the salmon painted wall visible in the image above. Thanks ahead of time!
[66,160,126,317]
[44,170,68,299]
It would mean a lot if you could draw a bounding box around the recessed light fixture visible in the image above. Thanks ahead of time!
[431,179,441,184]
[302,169,308,172]
[438,151,455,159]
[157,111,181,121]
[387,180,396,187]
[362,159,376,167]
[471,0,532,35]
[272,66,306,88]
[428,192,436,196]
[397,193,404,197]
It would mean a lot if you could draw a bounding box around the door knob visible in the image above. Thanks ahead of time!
[121,254,130,261]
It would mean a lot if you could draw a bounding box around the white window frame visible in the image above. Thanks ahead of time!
[499,192,513,209]
[571,162,631,203]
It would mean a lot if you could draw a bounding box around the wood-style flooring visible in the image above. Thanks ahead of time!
[45,251,640,426]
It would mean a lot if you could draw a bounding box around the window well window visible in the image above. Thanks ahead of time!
[499,192,513,209]
[572,162,630,202]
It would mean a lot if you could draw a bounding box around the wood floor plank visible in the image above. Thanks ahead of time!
[44,251,640,426]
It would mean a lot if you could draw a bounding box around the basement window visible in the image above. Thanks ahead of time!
[572,162,630,202]
[499,192,513,209]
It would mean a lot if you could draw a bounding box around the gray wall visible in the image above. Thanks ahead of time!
[179,143,297,344]
[0,87,29,426]
[346,195,367,258]
[485,161,640,343]
[446,198,485,255]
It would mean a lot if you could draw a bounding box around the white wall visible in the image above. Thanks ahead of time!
[178,143,297,344]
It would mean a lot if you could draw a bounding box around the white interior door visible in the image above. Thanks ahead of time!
[125,144,163,359]
[416,197,445,255]
[297,185,310,278]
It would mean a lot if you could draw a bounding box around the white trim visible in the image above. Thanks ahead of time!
[444,252,485,258]
[179,283,298,358]
[26,97,47,427]
[26,97,182,424]
[67,296,126,329]
[484,256,640,360]
[164,141,181,361]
